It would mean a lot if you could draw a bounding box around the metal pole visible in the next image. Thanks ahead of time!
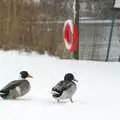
[105,16,116,61]
[73,0,80,59]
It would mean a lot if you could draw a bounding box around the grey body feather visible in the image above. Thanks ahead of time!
[0,80,30,99]
[52,80,77,101]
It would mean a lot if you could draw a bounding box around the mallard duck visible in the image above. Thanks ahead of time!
[0,71,32,99]
[51,73,78,103]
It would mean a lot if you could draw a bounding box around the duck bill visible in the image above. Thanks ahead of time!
[28,74,33,78]
[74,79,78,82]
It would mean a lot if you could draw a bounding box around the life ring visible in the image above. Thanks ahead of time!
[63,20,78,52]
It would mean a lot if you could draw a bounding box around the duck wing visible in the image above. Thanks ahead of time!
[52,81,64,92]
[0,80,23,93]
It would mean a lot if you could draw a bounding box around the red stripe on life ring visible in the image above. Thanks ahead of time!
[63,20,78,52]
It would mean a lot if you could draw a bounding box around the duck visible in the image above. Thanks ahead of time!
[0,71,32,99]
[51,73,78,103]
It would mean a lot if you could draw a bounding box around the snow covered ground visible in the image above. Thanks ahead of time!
[0,50,120,120]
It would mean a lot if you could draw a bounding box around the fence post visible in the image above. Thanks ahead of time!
[118,56,120,62]
[105,16,116,61]
[73,0,80,59]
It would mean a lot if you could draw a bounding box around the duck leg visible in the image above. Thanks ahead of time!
[70,98,73,103]
[57,99,60,102]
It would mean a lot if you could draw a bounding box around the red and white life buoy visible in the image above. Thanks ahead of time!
[63,19,78,52]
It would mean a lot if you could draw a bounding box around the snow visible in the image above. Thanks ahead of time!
[114,0,120,8]
[0,50,120,120]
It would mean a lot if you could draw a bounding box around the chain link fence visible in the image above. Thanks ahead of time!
[79,18,120,61]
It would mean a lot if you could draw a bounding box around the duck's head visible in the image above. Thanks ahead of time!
[64,73,78,82]
[20,71,33,79]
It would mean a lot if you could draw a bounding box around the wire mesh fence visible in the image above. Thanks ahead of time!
[79,18,120,61]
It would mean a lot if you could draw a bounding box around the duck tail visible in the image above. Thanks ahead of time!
[0,92,8,99]
[0,92,4,94]
[0,91,6,97]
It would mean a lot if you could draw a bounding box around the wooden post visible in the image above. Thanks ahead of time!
[73,0,80,59]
